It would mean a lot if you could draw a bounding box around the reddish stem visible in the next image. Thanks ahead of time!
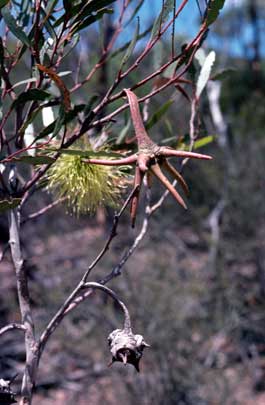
[124,89,154,150]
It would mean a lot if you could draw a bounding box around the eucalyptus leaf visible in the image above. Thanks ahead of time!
[211,67,236,81]
[70,8,113,35]
[0,198,21,213]
[125,0,144,26]
[151,0,175,40]
[9,155,55,165]
[53,105,66,138]
[0,0,9,9]
[120,17,139,68]
[116,118,131,145]
[38,104,86,138]
[46,149,123,158]
[55,0,116,28]
[193,135,215,150]
[146,100,174,130]
[11,77,37,90]
[196,51,216,98]
[72,0,116,26]
[205,0,226,27]
[12,89,51,110]
[1,7,31,47]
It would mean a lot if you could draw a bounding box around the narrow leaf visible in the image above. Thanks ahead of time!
[72,0,116,25]
[205,0,226,27]
[1,7,31,47]
[0,198,21,213]
[55,0,116,27]
[11,77,37,90]
[116,118,131,145]
[196,51,216,98]
[120,17,139,68]
[151,0,175,40]
[193,135,215,149]
[46,148,123,158]
[38,104,85,138]
[211,67,236,81]
[146,100,174,130]
[70,8,113,35]
[11,89,51,110]
[125,0,144,26]
[0,0,9,9]
[9,155,55,164]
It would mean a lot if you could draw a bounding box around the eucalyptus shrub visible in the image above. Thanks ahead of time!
[0,1,226,404]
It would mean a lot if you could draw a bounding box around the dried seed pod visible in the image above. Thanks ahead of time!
[108,328,150,372]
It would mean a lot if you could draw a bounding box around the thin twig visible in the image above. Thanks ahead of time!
[38,186,139,354]
[0,323,26,337]
[82,282,132,333]
[82,185,140,282]
[101,187,152,284]
[21,197,67,225]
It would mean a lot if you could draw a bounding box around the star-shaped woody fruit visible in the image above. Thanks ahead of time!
[83,89,212,227]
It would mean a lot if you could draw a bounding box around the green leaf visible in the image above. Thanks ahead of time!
[120,17,139,68]
[72,0,116,25]
[196,51,216,98]
[205,0,226,27]
[8,155,55,165]
[125,0,144,26]
[70,8,113,35]
[0,198,21,213]
[193,136,215,150]
[38,104,86,138]
[1,7,31,47]
[11,89,51,110]
[211,67,236,81]
[116,117,131,145]
[0,0,9,9]
[52,105,66,138]
[46,148,123,158]
[151,0,175,40]
[55,0,116,28]
[59,34,80,61]
[146,100,174,130]
[160,136,176,144]
[11,77,37,89]
[45,0,60,16]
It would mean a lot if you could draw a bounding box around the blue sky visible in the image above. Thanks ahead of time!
[134,0,263,58]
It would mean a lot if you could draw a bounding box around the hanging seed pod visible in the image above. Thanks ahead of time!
[108,328,150,372]
[82,282,150,372]
[0,379,17,404]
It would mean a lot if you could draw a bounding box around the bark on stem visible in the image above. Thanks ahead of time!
[8,209,38,405]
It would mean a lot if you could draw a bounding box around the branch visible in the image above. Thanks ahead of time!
[21,197,67,225]
[8,208,38,404]
[38,186,138,354]
[0,323,26,337]
[101,187,152,284]
[82,282,132,333]
[82,185,140,282]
